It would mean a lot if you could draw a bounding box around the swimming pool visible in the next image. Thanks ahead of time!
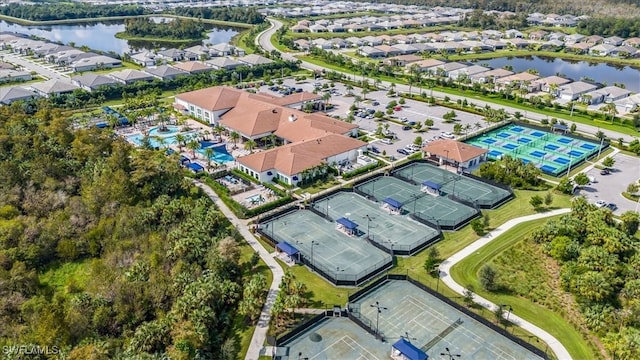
[127,131,196,148]
[196,143,235,164]
[466,124,603,176]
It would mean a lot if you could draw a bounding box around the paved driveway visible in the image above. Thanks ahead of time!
[581,153,639,214]
[2,51,70,81]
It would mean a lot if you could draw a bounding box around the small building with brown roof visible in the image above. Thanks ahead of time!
[236,134,367,185]
[173,61,214,74]
[422,139,487,171]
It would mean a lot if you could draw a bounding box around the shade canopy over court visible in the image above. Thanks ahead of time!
[393,338,429,360]
[336,217,358,230]
[276,241,299,256]
[421,180,442,190]
[383,197,403,210]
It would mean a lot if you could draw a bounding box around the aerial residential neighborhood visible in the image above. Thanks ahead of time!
[0,0,639,359]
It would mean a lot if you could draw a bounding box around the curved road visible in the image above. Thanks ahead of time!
[257,19,580,360]
[258,18,637,144]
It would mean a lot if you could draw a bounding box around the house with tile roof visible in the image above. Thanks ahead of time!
[423,139,487,171]
[0,86,40,105]
[558,81,598,101]
[30,79,79,97]
[236,134,366,186]
[172,61,214,74]
[108,69,154,85]
[144,65,188,80]
[71,73,118,91]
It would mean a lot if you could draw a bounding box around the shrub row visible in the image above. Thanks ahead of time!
[342,161,383,180]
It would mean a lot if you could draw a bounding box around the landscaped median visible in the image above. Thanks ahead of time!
[449,217,599,360]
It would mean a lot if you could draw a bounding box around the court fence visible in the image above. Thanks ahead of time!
[367,230,442,256]
[346,274,550,360]
[299,252,393,287]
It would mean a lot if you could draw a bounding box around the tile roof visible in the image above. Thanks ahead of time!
[30,79,79,94]
[175,86,243,111]
[423,139,487,163]
[237,134,366,175]
[172,61,213,73]
[0,86,39,104]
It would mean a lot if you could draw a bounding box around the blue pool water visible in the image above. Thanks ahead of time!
[197,144,235,164]
[127,133,193,148]
[148,125,181,136]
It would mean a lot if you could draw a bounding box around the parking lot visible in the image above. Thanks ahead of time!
[581,153,639,214]
[258,78,488,160]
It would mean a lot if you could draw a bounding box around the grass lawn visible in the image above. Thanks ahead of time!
[449,217,598,360]
[231,29,256,55]
[88,61,141,75]
[39,259,93,293]
[444,49,640,67]
[295,179,342,195]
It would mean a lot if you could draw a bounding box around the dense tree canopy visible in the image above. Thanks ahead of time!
[123,18,206,40]
[0,104,249,358]
[0,3,147,21]
[476,155,543,189]
[576,17,640,38]
[169,6,265,25]
[530,198,640,359]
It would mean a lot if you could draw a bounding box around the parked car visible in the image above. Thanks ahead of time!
[367,108,376,114]
[400,117,408,122]
[381,138,393,145]
[397,148,409,155]
[402,125,412,131]
[594,200,607,208]
[372,101,380,106]
[408,121,416,126]
[394,105,402,111]
[369,146,380,154]
[441,132,455,139]
[606,203,618,211]
[600,169,610,175]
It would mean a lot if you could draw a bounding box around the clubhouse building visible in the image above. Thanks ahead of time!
[174,86,366,186]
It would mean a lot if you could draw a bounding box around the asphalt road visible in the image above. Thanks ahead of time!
[2,51,70,82]
[258,18,638,144]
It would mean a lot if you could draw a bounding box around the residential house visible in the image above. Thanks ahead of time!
[566,42,591,54]
[344,24,366,32]
[108,69,154,85]
[385,54,422,67]
[0,61,14,70]
[448,65,488,81]
[0,69,32,83]
[604,36,624,46]
[0,86,39,105]
[528,30,548,40]
[611,45,638,58]
[311,38,333,50]
[505,29,524,38]
[326,24,344,32]
[548,32,567,41]
[564,33,585,44]
[558,81,598,101]
[469,68,514,84]
[582,85,631,104]
[539,39,564,50]
[361,36,383,46]
[144,65,188,80]
[422,139,487,171]
[409,59,444,72]
[206,57,242,70]
[70,55,122,72]
[375,45,402,57]
[344,37,364,47]
[432,62,467,77]
[71,73,118,91]
[129,51,158,67]
[614,93,640,113]
[582,35,603,45]
[531,75,571,94]
[157,48,185,62]
[30,79,80,97]
[209,43,236,57]
[623,37,640,48]
[291,24,309,33]
[411,43,436,53]
[481,30,503,39]
[238,54,274,67]
[47,49,85,65]
[506,38,530,48]
[309,24,327,33]
[173,61,214,74]
[357,46,385,58]
[496,72,540,88]
[184,45,210,60]
[483,39,507,51]
[293,39,310,51]
[392,43,419,55]
[589,44,616,56]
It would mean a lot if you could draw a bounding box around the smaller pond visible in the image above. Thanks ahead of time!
[476,56,640,93]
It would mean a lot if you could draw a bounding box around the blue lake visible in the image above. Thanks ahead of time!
[477,56,640,92]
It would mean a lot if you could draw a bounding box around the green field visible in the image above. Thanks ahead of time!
[450,217,600,360]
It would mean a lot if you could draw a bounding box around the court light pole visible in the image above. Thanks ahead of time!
[440,347,461,359]
[432,264,441,292]
[370,301,387,338]
[501,304,513,322]
[310,240,319,272]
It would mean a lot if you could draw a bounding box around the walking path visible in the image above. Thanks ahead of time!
[193,180,284,360]
[438,208,573,360]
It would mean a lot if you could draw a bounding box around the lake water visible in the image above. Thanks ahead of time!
[477,56,640,93]
[0,19,239,55]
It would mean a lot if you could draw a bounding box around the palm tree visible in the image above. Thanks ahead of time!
[174,133,187,152]
[155,136,167,149]
[203,147,215,171]
[361,87,369,100]
[187,139,201,158]
[230,131,240,149]
[244,139,256,153]
[602,102,618,123]
[266,134,277,148]
[321,92,331,111]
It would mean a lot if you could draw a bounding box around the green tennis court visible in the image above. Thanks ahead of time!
[261,210,391,284]
[312,192,440,254]
[394,163,512,208]
[355,176,478,229]
[351,280,544,360]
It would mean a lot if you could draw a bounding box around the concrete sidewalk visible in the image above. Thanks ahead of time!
[193,180,284,360]
[439,208,573,360]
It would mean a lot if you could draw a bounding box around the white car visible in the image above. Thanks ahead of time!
[381,138,393,145]
[594,200,607,208]
[441,132,455,139]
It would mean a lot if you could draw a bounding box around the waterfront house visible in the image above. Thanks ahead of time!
[130,51,158,67]
[583,85,632,104]
[469,68,514,84]
[184,45,210,60]
[558,81,598,101]
[604,36,624,46]
[408,59,445,73]
[611,45,638,58]
[71,73,118,91]
[157,48,185,62]
[589,44,616,56]
[532,75,572,94]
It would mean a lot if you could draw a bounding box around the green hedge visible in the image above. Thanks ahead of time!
[230,168,260,184]
[262,182,288,197]
[342,161,383,180]
[245,196,294,217]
